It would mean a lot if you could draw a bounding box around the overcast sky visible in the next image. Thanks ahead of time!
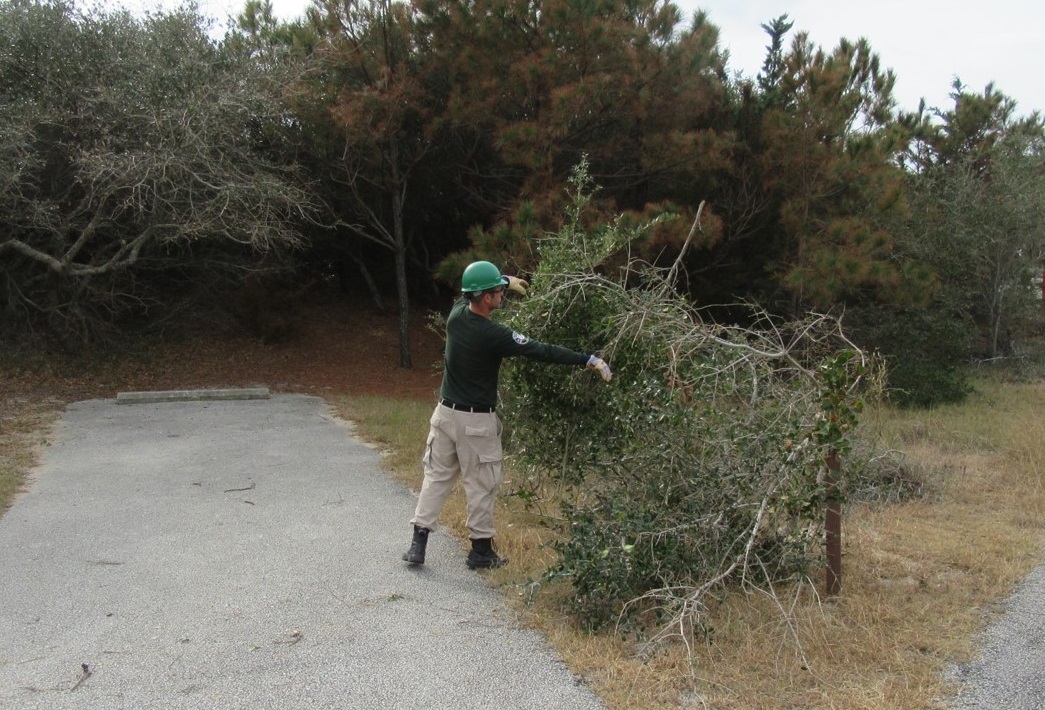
[110,0,1043,118]
[682,1,1043,118]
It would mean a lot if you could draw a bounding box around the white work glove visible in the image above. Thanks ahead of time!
[505,276,528,297]
[586,355,612,382]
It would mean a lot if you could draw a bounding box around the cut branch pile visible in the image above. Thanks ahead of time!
[499,163,879,637]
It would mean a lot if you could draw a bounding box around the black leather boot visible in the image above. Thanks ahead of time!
[466,537,508,569]
[402,525,429,565]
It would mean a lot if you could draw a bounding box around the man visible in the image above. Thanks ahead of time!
[403,260,612,570]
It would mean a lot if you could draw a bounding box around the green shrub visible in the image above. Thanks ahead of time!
[497,162,877,632]
[848,304,973,408]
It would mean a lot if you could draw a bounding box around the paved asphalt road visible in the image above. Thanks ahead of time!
[0,394,604,710]
[949,559,1045,709]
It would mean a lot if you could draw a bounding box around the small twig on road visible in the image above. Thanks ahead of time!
[223,481,256,493]
[70,663,91,692]
[274,630,304,646]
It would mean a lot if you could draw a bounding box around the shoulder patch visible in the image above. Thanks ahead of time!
[512,331,530,345]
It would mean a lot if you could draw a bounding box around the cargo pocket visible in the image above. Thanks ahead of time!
[421,430,436,470]
[466,424,503,492]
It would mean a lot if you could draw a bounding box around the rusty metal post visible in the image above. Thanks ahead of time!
[825,449,842,596]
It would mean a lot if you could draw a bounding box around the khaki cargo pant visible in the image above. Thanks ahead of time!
[411,402,504,539]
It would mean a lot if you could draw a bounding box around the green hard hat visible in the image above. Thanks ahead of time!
[461,261,508,293]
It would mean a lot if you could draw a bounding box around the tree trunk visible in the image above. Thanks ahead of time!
[392,185,412,369]
[394,244,412,369]
[343,254,384,311]
[989,298,1003,359]
[988,256,1003,358]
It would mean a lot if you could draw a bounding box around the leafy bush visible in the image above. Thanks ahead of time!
[847,304,973,408]
[0,1,315,346]
[498,162,878,632]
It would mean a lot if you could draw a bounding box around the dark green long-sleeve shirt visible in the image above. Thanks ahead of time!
[440,298,589,409]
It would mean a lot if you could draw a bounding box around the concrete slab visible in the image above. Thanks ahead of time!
[115,388,271,404]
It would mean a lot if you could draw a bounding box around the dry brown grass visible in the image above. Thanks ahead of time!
[337,379,1045,710]
[0,397,64,512]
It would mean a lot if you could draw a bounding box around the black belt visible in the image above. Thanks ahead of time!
[439,398,495,414]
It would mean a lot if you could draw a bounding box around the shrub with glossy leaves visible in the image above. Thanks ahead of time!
[498,162,877,632]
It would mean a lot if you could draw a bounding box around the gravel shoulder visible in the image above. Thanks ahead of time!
[948,560,1045,709]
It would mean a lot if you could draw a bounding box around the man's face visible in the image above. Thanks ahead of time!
[486,286,505,310]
